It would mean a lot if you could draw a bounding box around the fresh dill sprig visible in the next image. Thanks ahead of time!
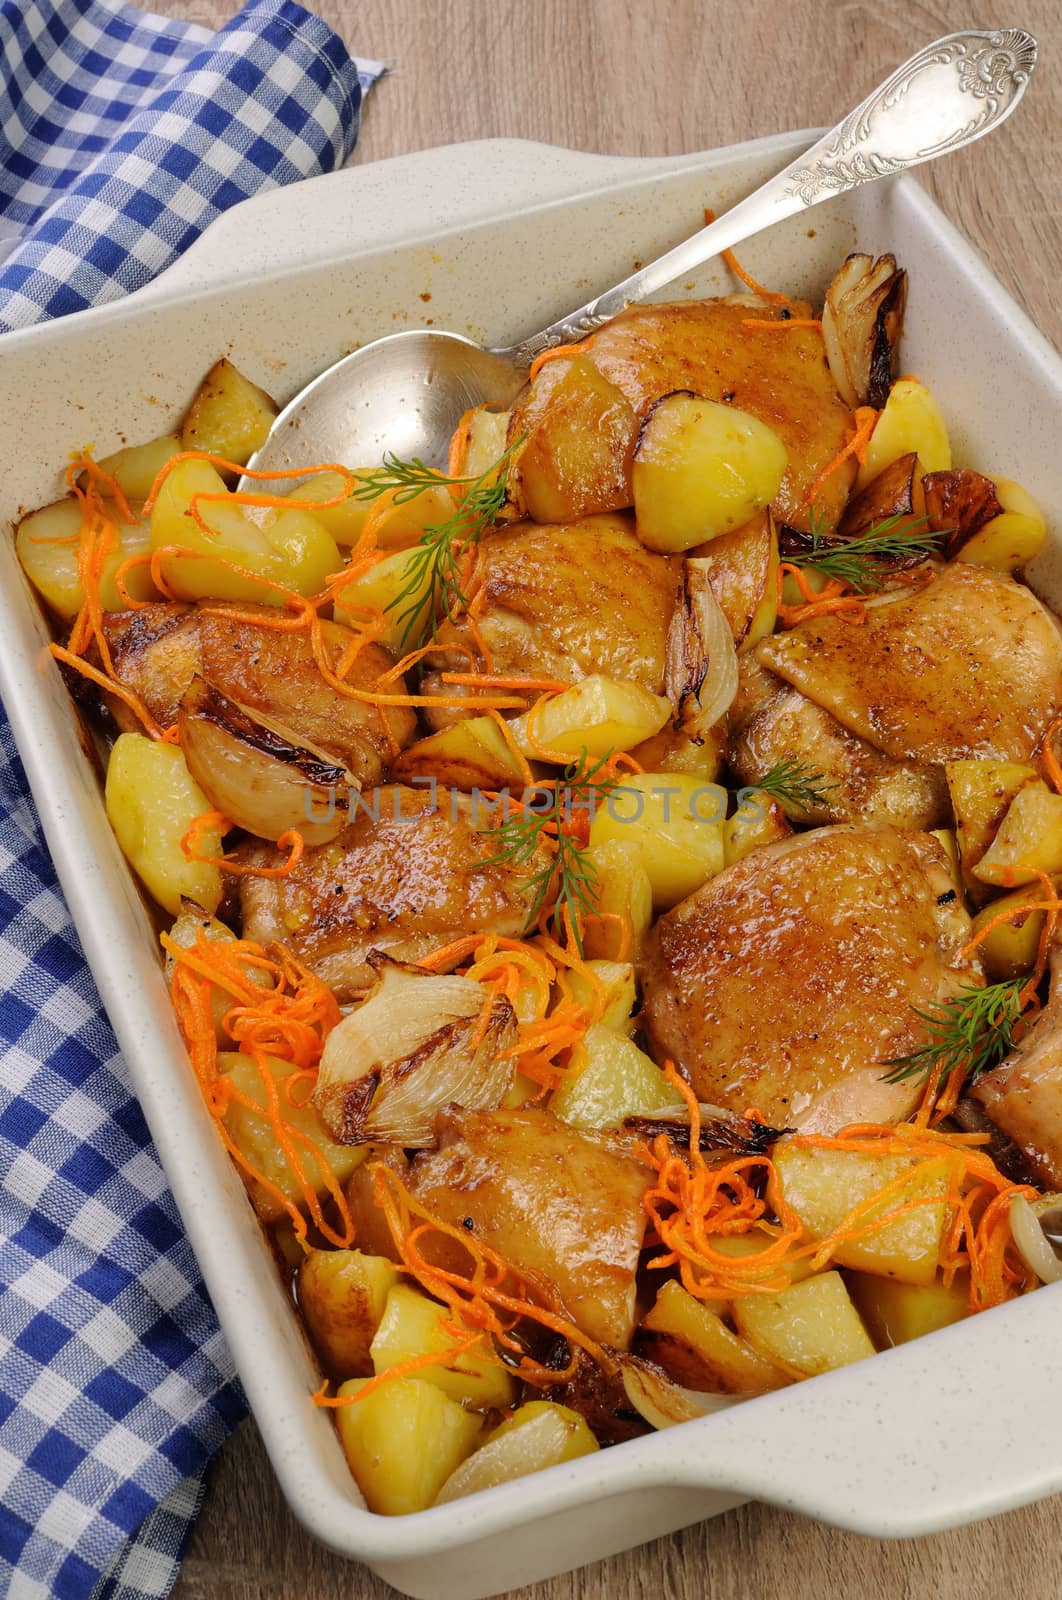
[880,978,1027,1089]
[786,508,945,593]
[753,759,836,814]
[352,439,524,646]
[479,750,618,953]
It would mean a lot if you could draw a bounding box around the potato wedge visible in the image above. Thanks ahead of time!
[639,1281,789,1393]
[94,432,182,502]
[435,1401,597,1504]
[297,1249,401,1377]
[449,405,511,484]
[945,758,1041,904]
[565,960,637,1032]
[633,392,788,552]
[335,1376,482,1515]
[695,510,779,650]
[582,838,654,960]
[164,901,268,1040]
[974,782,1062,886]
[180,357,278,470]
[371,1283,515,1409]
[588,773,726,909]
[954,473,1048,572]
[969,881,1053,980]
[847,1271,970,1349]
[856,378,951,489]
[332,543,435,650]
[724,790,792,866]
[104,733,222,914]
[550,1023,681,1129]
[218,1051,367,1223]
[510,355,638,523]
[390,715,529,791]
[507,675,671,761]
[628,722,727,780]
[150,457,340,603]
[732,1271,875,1377]
[773,1142,952,1285]
[17,496,159,620]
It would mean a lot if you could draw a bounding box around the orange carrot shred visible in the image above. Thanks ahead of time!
[800,406,878,510]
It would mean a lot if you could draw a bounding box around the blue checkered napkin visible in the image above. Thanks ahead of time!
[0,721,247,1600]
[0,2,384,1594]
[0,0,385,331]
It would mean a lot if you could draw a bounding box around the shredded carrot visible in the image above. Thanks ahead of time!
[800,406,878,510]
[165,928,349,1249]
[636,1064,1037,1314]
[528,337,596,384]
[705,208,789,305]
[312,1334,488,1409]
[440,672,571,694]
[776,563,866,628]
[180,810,305,879]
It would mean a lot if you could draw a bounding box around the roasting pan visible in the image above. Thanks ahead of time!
[2,132,1062,1598]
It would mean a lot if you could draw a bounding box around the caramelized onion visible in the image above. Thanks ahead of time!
[313,957,518,1146]
[179,675,354,846]
[821,252,907,410]
[619,1357,744,1430]
[1009,1193,1062,1285]
[665,557,738,739]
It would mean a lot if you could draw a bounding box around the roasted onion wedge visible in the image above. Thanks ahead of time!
[821,252,907,410]
[178,676,354,846]
[665,557,738,739]
[618,1356,744,1429]
[313,957,518,1146]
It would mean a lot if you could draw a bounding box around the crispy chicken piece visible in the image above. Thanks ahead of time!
[422,514,681,723]
[757,563,1062,765]
[973,944,1062,1187]
[407,1106,650,1349]
[96,603,202,729]
[97,602,413,783]
[641,824,981,1132]
[583,299,855,533]
[730,676,950,828]
[237,784,545,999]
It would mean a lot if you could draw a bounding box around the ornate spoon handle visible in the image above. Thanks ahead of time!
[502,28,1036,369]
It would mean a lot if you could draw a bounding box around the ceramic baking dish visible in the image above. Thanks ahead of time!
[3,131,1062,1599]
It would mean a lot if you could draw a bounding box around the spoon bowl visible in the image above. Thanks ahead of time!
[244,27,1036,485]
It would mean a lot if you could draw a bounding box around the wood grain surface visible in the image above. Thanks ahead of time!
[148,1,1062,1595]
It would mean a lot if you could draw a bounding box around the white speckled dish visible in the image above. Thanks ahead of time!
[3,134,1062,1600]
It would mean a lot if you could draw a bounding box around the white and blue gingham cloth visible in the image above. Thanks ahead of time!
[0,2,383,1594]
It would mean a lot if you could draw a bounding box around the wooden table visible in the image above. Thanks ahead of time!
[150,1,1062,1595]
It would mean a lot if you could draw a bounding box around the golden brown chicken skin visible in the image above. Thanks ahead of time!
[641,824,981,1132]
[422,514,681,721]
[583,299,856,533]
[97,602,414,784]
[758,562,1062,766]
[730,675,950,829]
[237,784,546,999]
[973,944,1062,1187]
[407,1106,650,1349]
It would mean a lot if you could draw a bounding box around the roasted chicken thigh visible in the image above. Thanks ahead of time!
[641,824,981,1132]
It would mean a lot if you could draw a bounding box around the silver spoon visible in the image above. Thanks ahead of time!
[244,27,1036,486]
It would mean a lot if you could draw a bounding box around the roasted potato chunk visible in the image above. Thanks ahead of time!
[509,355,638,522]
[104,733,222,914]
[180,357,278,470]
[297,1249,401,1377]
[632,393,787,552]
[335,1376,482,1515]
[435,1402,598,1504]
[732,1272,875,1376]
